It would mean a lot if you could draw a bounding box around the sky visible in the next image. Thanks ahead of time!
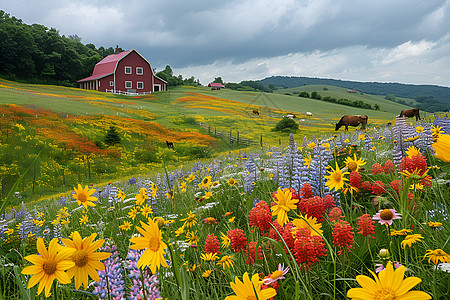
[2,0,450,87]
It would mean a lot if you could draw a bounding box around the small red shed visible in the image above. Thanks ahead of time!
[208,82,225,90]
[77,49,167,95]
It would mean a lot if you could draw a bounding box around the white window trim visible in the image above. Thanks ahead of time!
[124,66,132,74]
[137,82,144,89]
[136,67,143,75]
[125,81,132,89]
[110,81,114,87]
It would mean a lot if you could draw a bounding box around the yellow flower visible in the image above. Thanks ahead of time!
[404,136,420,142]
[344,139,350,143]
[165,189,174,199]
[135,188,148,205]
[179,182,187,192]
[187,174,195,183]
[304,155,312,169]
[73,184,97,209]
[292,215,323,237]
[271,188,299,225]
[216,255,235,269]
[266,152,273,156]
[347,261,431,300]
[432,134,450,162]
[5,228,14,235]
[21,238,75,297]
[431,125,444,136]
[225,272,276,300]
[322,143,330,149]
[409,182,423,191]
[390,229,413,236]
[140,204,153,217]
[180,211,198,228]
[307,142,316,148]
[344,154,366,172]
[128,207,138,220]
[358,134,365,141]
[405,146,421,158]
[221,232,231,248]
[37,212,45,219]
[228,217,235,223]
[227,178,237,187]
[400,234,423,249]
[202,270,212,278]
[200,176,212,189]
[79,215,89,225]
[119,221,132,231]
[416,126,424,133]
[117,189,126,201]
[324,163,349,191]
[61,232,111,290]
[185,231,199,245]
[424,249,450,265]
[129,219,169,273]
[428,221,442,228]
[204,191,213,199]
[149,183,158,198]
[200,252,218,261]
[174,226,185,237]
[269,173,274,179]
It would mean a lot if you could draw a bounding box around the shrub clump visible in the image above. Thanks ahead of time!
[272,117,299,133]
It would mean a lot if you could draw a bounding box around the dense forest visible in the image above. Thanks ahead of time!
[259,76,450,112]
[0,11,200,87]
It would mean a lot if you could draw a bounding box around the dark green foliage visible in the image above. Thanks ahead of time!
[272,117,299,133]
[322,96,372,109]
[374,104,380,110]
[299,91,310,98]
[260,75,450,112]
[323,87,328,91]
[225,83,244,90]
[104,126,121,146]
[385,94,396,101]
[213,77,224,84]
[156,65,201,87]
[311,91,322,100]
[134,149,158,163]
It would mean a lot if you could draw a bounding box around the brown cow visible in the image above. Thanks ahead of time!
[252,109,260,115]
[399,108,420,121]
[335,115,368,131]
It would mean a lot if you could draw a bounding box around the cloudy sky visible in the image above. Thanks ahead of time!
[2,0,450,86]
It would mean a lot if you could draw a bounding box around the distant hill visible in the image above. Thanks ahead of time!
[259,76,450,113]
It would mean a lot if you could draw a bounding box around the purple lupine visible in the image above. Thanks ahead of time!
[125,249,161,300]
[92,244,126,300]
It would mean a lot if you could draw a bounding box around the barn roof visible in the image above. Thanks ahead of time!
[77,50,132,82]
[208,82,225,87]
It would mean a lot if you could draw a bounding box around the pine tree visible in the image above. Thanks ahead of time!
[104,126,121,146]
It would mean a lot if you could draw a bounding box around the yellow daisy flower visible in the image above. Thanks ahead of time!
[216,255,235,269]
[140,204,153,217]
[227,178,237,187]
[400,234,423,249]
[21,238,75,297]
[61,232,111,290]
[271,188,299,226]
[344,154,366,172]
[128,207,138,220]
[424,249,450,265]
[304,155,312,169]
[202,270,212,278]
[79,215,89,225]
[200,252,218,261]
[428,221,442,228]
[119,221,132,231]
[200,176,212,189]
[405,146,421,158]
[180,211,198,228]
[135,188,148,205]
[432,134,450,162]
[292,215,323,237]
[225,272,276,300]
[185,231,199,245]
[221,232,231,248]
[324,163,349,191]
[73,184,98,209]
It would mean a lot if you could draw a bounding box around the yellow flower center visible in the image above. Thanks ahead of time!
[149,237,160,251]
[348,162,358,171]
[374,287,395,300]
[380,209,393,220]
[247,296,257,300]
[332,172,342,181]
[73,250,89,267]
[270,270,284,279]
[43,260,57,275]
[78,193,87,203]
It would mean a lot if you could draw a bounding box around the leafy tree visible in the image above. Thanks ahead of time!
[104,126,121,146]
[213,77,224,84]
[311,91,322,100]
[299,91,310,98]
[374,104,380,110]
[272,118,299,133]
[385,94,396,101]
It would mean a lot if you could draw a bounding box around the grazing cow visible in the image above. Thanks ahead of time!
[335,115,368,131]
[252,109,260,115]
[166,141,174,149]
[399,108,420,121]
[306,112,313,117]
[286,114,296,119]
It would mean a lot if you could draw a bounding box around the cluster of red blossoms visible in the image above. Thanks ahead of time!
[297,185,335,223]
[248,200,272,235]
[244,241,263,265]
[204,234,220,254]
[356,214,376,238]
[332,221,355,254]
[227,228,247,252]
[293,228,327,268]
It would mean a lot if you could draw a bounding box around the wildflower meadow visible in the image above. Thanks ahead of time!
[2,111,450,299]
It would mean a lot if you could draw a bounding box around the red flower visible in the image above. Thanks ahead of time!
[298,196,326,222]
[300,183,314,199]
[390,179,402,194]
[328,207,344,223]
[290,188,300,200]
[245,241,263,265]
[293,228,327,268]
[349,171,362,189]
[204,234,221,254]
[281,222,295,253]
[323,194,336,210]
[356,214,375,238]
[371,181,386,196]
[227,228,247,253]
[372,163,383,175]
[249,200,272,234]
[332,221,354,254]
[383,159,395,174]
[269,220,284,242]
[398,155,427,176]
[361,181,372,192]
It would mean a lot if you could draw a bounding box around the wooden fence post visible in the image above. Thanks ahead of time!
[237,131,239,144]
[215,128,216,136]
[230,129,232,143]
[260,135,263,148]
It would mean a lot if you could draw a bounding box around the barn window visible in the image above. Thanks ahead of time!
[125,66,132,74]
[137,82,144,89]
[136,67,143,75]
[110,81,114,87]
[125,81,132,89]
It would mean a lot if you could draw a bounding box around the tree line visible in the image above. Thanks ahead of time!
[0,11,201,87]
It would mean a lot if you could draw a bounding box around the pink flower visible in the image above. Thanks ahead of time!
[372,209,402,226]
[263,264,289,285]
[375,261,405,273]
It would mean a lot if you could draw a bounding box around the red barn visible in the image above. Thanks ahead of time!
[77,49,167,95]
[208,82,225,90]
